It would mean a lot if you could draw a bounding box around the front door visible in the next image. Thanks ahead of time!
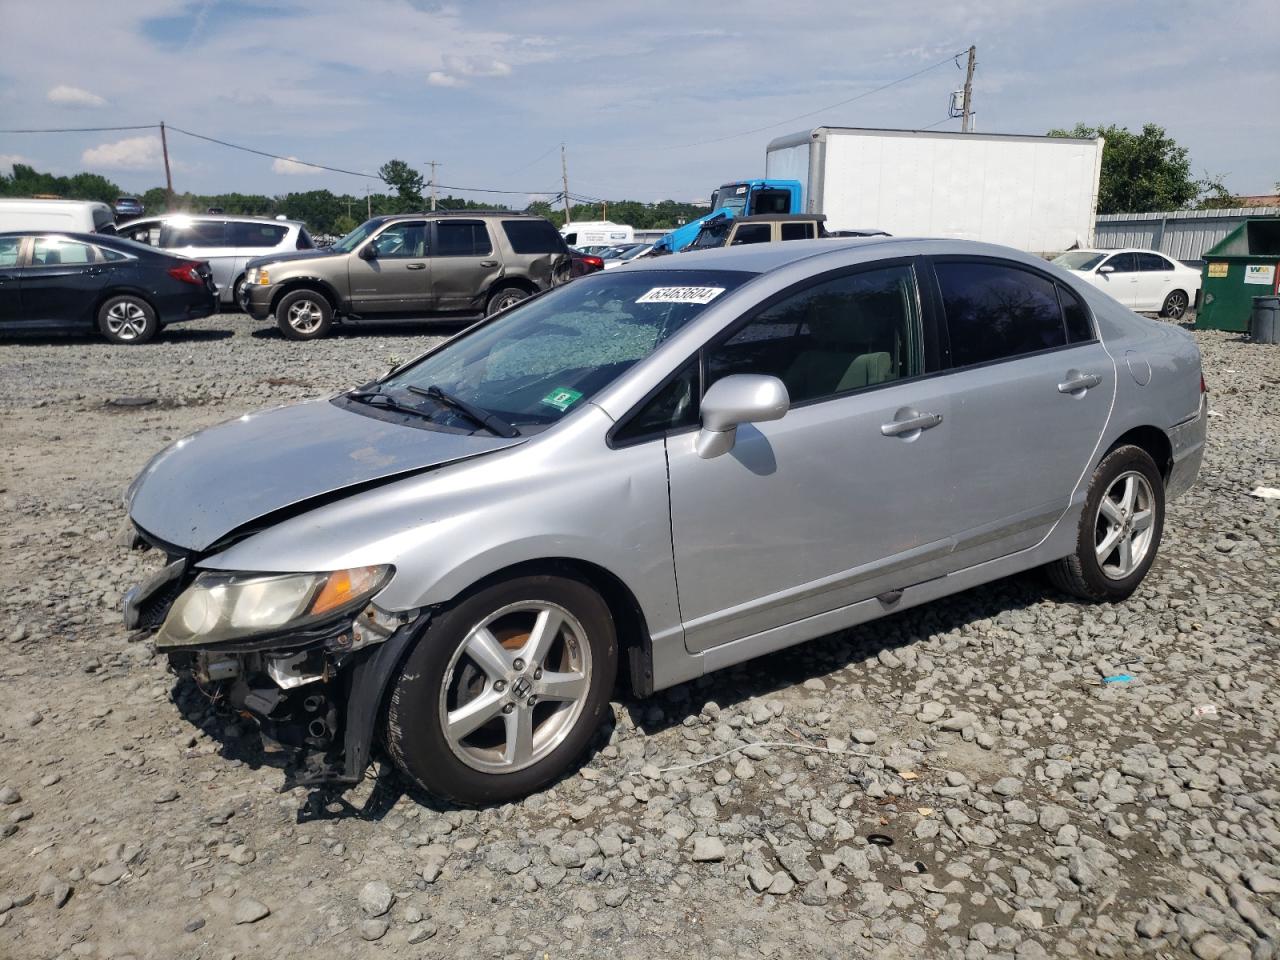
[20,236,104,326]
[928,258,1113,565]
[349,221,431,314]
[666,262,954,653]
[0,236,24,327]
[1095,251,1138,307]
[430,219,503,312]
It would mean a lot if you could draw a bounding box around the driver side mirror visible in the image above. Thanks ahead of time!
[696,374,789,459]
[1097,264,1114,274]
[358,244,377,260]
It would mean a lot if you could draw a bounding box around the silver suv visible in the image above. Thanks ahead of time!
[239,211,571,340]
[116,214,313,306]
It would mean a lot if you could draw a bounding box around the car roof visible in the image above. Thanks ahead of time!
[1069,248,1171,256]
[383,210,546,220]
[733,214,827,223]
[130,213,305,227]
[626,236,901,273]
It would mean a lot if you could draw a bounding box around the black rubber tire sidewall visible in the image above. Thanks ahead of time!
[486,285,529,317]
[1051,444,1165,602]
[275,289,333,340]
[385,574,617,805]
[1161,290,1188,319]
[97,295,158,345]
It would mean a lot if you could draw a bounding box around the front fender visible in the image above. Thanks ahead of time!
[270,276,347,315]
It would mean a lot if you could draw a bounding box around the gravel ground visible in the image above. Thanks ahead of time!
[0,312,1277,960]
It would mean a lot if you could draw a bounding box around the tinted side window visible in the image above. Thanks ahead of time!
[1058,284,1094,343]
[31,237,95,266]
[935,261,1066,367]
[435,220,493,257]
[121,222,161,246]
[613,361,700,444]
[227,222,288,247]
[1136,252,1173,271]
[92,206,115,231]
[1102,252,1136,273]
[372,222,427,258]
[503,219,565,254]
[97,247,129,262]
[707,264,923,403]
[160,221,227,247]
[0,237,21,267]
[780,222,814,241]
[296,229,314,250]
[731,223,771,245]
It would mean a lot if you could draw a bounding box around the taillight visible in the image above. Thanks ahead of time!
[583,256,604,269]
[167,261,203,285]
[1200,374,1207,394]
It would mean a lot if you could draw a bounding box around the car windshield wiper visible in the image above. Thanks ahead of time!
[405,384,520,438]
[346,386,435,420]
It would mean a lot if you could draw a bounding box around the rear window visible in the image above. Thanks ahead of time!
[296,229,314,250]
[227,222,289,248]
[92,206,116,232]
[160,220,227,248]
[434,220,493,257]
[502,219,565,254]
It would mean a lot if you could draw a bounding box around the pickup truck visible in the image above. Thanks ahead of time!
[652,179,803,253]
[684,213,828,251]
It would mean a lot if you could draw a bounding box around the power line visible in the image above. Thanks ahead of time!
[0,124,158,134]
[920,117,955,130]
[676,49,969,149]
[165,125,383,180]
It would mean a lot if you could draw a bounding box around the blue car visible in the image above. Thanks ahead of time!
[114,196,145,221]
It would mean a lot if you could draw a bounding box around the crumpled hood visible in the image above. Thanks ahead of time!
[128,398,522,552]
[246,248,337,270]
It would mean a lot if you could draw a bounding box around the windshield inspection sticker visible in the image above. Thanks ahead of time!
[540,387,583,412]
[636,286,726,305]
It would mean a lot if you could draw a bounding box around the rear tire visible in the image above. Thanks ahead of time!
[1048,444,1165,602]
[275,289,333,340]
[97,295,157,344]
[385,573,617,805]
[486,285,530,317]
[1160,290,1189,319]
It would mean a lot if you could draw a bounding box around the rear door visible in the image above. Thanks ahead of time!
[349,220,430,313]
[0,236,26,326]
[161,219,232,297]
[1134,252,1175,311]
[430,219,502,311]
[1096,251,1138,307]
[226,221,291,301]
[926,258,1113,566]
[20,235,104,325]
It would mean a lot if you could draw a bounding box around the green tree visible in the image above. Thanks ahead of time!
[331,213,359,236]
[377,159,424,210]
[0,163,122,204]
[1048,123,1210,214]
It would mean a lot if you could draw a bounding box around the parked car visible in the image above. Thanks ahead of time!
[685,213,828,251]
[0,231,216,344]
[115,214,313,307]
[567,247,605,278]
[1052,248,1201,319]
[602,243,654,268]
[0,198,117,235]
[239,211,571,339]
[121,237,1206,803]
[114,197,145,221]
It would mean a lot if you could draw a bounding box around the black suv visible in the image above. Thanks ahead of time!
[240,211,571,340]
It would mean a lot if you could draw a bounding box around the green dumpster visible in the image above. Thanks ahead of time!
[1197,217,1280,331]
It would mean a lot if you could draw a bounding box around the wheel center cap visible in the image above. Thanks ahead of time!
[511,676,533,701]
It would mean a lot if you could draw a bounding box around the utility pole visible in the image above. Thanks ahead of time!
[602,200,607,221]
[159,120,175,210]
[560,143,571,227]
[426,160,438,211]
[960,45,976,133]
[366,185,371,219]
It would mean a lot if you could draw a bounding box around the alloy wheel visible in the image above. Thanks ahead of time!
[1094,470,1156,579]
[287,299,324,334]
[105,301,149,340]
[1164,291,1188,319]
[438,600,592,774]
[495,292,524,311]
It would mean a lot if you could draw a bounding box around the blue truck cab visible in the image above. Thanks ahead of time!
[653,179,802,253]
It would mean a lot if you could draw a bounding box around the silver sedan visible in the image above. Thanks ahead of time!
[122,238,1207,804]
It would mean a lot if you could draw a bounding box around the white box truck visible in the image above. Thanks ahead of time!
[765,126,1104,255]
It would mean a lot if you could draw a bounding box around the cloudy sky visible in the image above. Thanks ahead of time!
[1,0,1277,204]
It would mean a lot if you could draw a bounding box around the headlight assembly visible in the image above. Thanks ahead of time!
[155,565,391,649]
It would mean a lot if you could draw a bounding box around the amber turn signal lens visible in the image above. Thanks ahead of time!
[310,566,386,616]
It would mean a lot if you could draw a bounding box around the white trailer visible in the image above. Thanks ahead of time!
[765,126,1104,255]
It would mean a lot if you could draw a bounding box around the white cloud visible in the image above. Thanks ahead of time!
[47,84,107,108]
[272,156,313,175]
[82,135,163,170]
[427,70,464,87]
[0,153,30,171]
[443,54,511,77]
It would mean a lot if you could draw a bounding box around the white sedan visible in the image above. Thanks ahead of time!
[1052,248,1200,320]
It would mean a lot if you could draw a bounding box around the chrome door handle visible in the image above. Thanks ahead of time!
[405,263,426,270]
[1057,373,1101,394]
[880,412,943,436]
[479,260,498,267]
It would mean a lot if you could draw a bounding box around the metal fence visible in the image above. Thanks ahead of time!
[1094,207,1279,263]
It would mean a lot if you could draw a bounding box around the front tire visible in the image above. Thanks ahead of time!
[385,574,617,805]
[275,289,333,340]
[1160,290,1189,319]
[1048,444,1165,602]
[97,295,157,344]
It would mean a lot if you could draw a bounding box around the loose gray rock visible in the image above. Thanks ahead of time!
[233,898,270,924]
[692,837,726,862]
[358,880,393,918]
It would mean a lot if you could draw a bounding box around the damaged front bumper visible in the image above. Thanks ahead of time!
[125,554,428,786]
